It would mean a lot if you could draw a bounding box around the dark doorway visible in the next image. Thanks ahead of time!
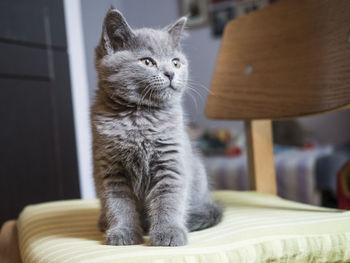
[0,0,80,225]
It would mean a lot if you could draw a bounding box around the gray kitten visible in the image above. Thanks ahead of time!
[91,8,222,247]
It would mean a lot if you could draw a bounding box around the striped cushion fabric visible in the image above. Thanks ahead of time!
[18,191,350,263]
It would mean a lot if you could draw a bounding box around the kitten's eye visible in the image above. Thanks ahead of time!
[140,57,156,67]
[172,58,181,68]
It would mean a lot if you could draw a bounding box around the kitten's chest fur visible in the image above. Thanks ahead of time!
[93,107,183,188]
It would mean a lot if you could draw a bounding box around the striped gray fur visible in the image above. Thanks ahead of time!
[91,8,222,247]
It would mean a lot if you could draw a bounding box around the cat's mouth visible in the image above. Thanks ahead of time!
[169,84,176,90]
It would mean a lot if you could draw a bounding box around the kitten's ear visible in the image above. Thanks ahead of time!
[101,8,135,54]
[165,17,187,46]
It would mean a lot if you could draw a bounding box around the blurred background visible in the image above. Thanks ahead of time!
[1,0,350,225]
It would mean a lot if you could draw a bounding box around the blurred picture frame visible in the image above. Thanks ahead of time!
[210,1,236,37]
[179,0,209,28]
[236,0,269,17]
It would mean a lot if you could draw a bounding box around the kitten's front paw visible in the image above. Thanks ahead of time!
[149,225,188,246]
[106,227,144,246]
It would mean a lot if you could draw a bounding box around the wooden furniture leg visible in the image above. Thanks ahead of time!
[245,119,277,195]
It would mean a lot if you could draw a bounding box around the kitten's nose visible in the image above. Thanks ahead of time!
[164,71,174,81]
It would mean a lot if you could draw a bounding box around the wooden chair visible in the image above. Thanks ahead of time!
[206,0,350,195]
[1,0,350,262]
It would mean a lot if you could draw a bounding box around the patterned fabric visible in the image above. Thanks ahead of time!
[205,146,332,205]
[18,191,350,263]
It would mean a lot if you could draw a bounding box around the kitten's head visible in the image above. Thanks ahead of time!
[95,8,188,108]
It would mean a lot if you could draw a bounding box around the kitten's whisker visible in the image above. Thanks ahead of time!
[186,90,199,113]
[187,83,213,95]
[138,84,153,107]
[186,86,205,101]
[180,81,206,102]
[148,88,156,112]
[186,79,215,95]
[133,78,152,86]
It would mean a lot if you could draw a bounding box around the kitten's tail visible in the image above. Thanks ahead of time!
[186,202,223,232]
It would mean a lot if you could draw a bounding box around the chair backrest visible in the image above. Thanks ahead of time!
[205,0,350,194]
[206,0,350,120]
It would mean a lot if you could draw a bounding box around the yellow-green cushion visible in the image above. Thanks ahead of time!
[18,191,350,263]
